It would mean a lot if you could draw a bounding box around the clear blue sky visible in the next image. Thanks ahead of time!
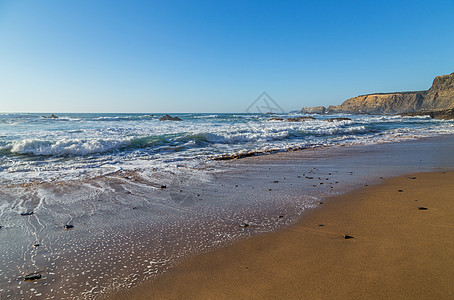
[1,0,453,113]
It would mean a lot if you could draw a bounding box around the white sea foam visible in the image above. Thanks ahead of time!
[9,138,130,156]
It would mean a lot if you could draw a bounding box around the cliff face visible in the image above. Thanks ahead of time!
[314,72,454,115]
[326,91,426,114]
[422,73,454,110]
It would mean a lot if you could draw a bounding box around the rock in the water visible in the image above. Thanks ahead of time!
[24,274,41,281]
[401,108,454,120]
[33,243,40,247]
[288,116,316,122]
[159,114,182,121]
[343,234,354,239]
[43,114,59,119]
[325,117,351,122]
[20,211,34,216]
[269,116,315,122]
[239,223,249,228]
[160,185,167,189]
[300,106,326,114]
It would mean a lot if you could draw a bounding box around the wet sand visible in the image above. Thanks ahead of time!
[112,171,454,299]
[2,135,454,299]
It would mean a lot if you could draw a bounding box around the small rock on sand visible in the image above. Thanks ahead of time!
[343,234,354,239]
[418,207,428,210]
[24,274,41,281]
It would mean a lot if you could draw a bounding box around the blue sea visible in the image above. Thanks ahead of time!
[1,112,453,185]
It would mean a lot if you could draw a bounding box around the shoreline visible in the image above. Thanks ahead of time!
[111,171,454,299]
[2,135,454,299]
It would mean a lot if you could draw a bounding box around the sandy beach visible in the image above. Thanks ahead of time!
[111,171,454,299]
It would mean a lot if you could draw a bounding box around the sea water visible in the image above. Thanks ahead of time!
[1,112,453,184]
[0,112,453,299]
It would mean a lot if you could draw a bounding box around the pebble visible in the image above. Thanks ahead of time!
[24,274,41,281]
[20,212,34,216]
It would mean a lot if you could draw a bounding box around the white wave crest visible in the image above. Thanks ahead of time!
[9,138,130,156]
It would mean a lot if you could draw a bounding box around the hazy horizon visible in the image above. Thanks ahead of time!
[1,0,453,113]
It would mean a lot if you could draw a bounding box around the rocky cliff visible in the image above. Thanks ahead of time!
[304,72,454,115]
[326,91,427,114]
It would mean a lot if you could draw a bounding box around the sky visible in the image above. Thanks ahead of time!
[0,0,453,113]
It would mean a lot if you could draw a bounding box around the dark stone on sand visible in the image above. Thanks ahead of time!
[160,185,167,189]
[318,224,324,226]
[159,114,182,121]
[64,224,74,229]
[398,190,404,192]
[343,234,354,239]
[318,202,324,205]
[239,223,249,228]
[407,177,417,179]
[418,207,428,210]
[20,211,34,216]
[278,215,284,218]
[24,274,41,281]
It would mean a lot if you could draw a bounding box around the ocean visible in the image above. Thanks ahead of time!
[1,112,454,299]
[1,112,453,185]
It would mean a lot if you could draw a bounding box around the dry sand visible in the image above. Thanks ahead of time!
[111,171,454,300]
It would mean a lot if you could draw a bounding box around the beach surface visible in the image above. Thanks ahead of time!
[112,171,454,299]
